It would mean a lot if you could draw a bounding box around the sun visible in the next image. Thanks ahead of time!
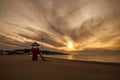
[67,41,74,50]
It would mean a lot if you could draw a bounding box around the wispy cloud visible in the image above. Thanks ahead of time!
[0,0,120,51]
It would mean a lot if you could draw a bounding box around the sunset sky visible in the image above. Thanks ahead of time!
[0,0,120,52]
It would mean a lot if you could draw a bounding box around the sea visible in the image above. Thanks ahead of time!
[44,51,120,64]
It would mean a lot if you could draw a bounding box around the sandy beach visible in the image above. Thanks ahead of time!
[0,55,120,80]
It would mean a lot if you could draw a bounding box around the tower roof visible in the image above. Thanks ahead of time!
[31,42,40,46]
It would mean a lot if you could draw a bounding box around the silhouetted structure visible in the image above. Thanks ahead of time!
[31,42,45,61]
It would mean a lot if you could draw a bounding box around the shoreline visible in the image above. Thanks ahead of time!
[47,57,120,67]
[1,55,120,66]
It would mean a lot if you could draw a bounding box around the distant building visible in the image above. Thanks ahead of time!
[2,51,8,55]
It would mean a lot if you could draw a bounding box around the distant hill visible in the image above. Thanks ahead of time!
[0,49,68,55]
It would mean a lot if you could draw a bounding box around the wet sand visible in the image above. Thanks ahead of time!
[0,55,120,80]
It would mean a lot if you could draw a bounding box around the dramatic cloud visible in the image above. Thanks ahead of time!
[0,0,120,52]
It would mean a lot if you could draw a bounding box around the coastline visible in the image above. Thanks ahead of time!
[0,55,120,80]
[47,57,120,67]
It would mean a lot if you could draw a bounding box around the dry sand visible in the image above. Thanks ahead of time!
[0,55,120,80]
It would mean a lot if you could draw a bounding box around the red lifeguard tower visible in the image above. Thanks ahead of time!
[31,42,45,61]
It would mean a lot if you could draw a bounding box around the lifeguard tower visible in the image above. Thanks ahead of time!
[31,42,45,61]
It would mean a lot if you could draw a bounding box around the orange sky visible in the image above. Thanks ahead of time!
[0,0,120,52]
